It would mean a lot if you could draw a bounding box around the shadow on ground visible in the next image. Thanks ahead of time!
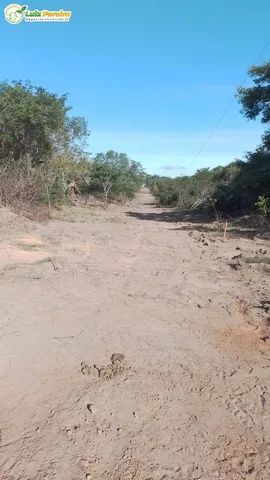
[125,210,213,224]
[126,210,270,240]
[169,224,270,240]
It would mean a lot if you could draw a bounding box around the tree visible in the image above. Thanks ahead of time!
[88,151,144,201]
[0,80,89,166]
[237,62,270,149]
[208,61,270,214]
[237,62,270,122]
[214,151,270,213]
[148,62,270,215]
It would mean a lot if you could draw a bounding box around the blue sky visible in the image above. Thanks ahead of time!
[1,0,270,175]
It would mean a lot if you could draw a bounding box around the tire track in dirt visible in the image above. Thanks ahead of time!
[0,191,270,479]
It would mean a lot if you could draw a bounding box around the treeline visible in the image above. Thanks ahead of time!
[0,81,144,210]
[1,61,270,218]
[147,61,270,218]
[147,151,270,215]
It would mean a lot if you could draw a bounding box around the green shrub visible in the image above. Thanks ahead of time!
[87,151,144,201]
[255,195,270,218]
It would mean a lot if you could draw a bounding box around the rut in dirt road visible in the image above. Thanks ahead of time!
[0,191,270,479]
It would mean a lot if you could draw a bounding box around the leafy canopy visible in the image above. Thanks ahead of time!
[0,80,89,165]
[88,150,144,200]
[237,62,270,123]
[237,62,270,149]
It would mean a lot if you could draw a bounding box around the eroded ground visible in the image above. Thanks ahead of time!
[0,192,270,479]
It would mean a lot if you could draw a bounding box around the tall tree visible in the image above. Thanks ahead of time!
[237,62,270,148]
[0,81,89,166]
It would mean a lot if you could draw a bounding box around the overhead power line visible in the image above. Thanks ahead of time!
[187,38,270,170]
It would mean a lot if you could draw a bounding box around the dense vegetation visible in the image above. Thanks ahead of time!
[86,151,144,201]
[0,62,270,218]
[0,81,144,210]
[147,61,270,218]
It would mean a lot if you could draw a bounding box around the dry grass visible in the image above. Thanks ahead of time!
[0,162,46,213]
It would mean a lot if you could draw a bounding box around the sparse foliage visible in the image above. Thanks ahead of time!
[255,194,270,218]
[87,151,144,201]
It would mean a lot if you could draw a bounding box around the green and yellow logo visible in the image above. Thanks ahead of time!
[4,4,26,23]
[4,4,72,23]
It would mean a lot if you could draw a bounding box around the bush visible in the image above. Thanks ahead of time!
[148,155,270,218]
[0,161,50,211]
[86,151,144,202]
[46,152,91,205]
[0,151,91,211]
[255,195,270,218]
[215,151,270,214]
[148,169,218,209]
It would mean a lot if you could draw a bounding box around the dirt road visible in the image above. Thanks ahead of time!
[0,191,270,479]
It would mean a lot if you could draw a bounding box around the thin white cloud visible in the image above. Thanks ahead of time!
[162,164,185,171]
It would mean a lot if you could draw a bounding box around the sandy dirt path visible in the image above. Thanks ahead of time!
[0,191,270,479]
